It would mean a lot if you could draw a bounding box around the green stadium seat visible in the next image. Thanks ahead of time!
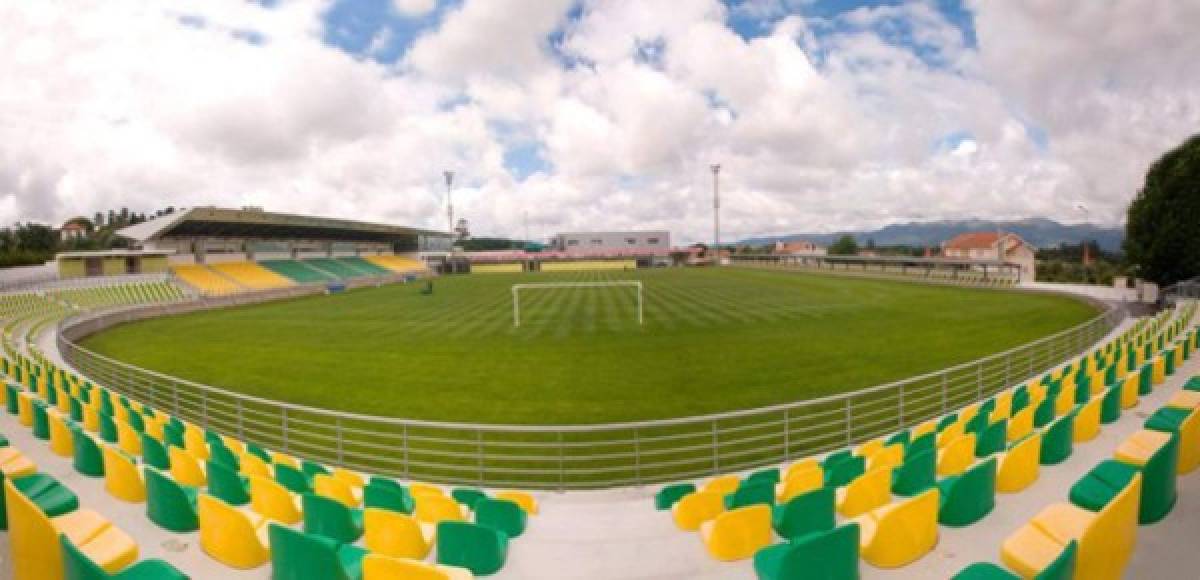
[824,455,865,488]
[451,487,487,511]
[275,463,311,494]
[725,481,775,510]
[771,486,834,540]
[32,401,50,440]
[98,414,118,444]
[906,433,935,459]
[938,457,997,527]
[1070,431,1178,524]
[140,435,169,471]
[1100,386,1122,425]
[655,483,696,511]
[474,497,527,538]
[886,430,910,448]
[1033,396,1056,428]
[753,522,859,580]
[0,472,78,530]
[364,481,414,515]
[144,467,198,532]
[71,427,105,477]
[208,444,240,472]
[303,492,364,544]
[259,260,337,284]
[956,540,1077,579]
[745,467,781,487]
[245,443,271,463]
[436,520,509,576]
[302,460,330,480]
[937,413,959,431]
[206,460,250,507]
[891,449,936,497]
[268,523,367,580]
[5,383,19,415]
[60,534,188,580]
[1040,414,1074,466]
[975,420,1007,458]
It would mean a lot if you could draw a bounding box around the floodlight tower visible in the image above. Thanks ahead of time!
[444,170,455,234]
[711,164,721,266]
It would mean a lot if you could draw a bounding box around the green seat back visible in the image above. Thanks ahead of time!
[1040,414,1074,466]
[1138,363,1153,395]
[71,428,104,477]
[745,467,780,487]
[31,402,50,440]
[245,444,270,463]
[474,497,527,538]
[1033,397,1056,428]
[436,520,509,576]
[268,523,366,580]
[206,460,249,506]
[724,481,775,510]
[885,430,910,448]
[144,467,198,532]
[4,383,18,415]
[126,411,144,433]
[208,443,240,472]
[937,413,959,431]
[1036,540,1077,580]
[1012,388,1030,415]
[938,457,997,527]
[824,455,865,488]
[302,493,363,544]
[753,522,859,580]
[451,487,487,510]
[975,419,1007,458]
[892,449,936,497]
[906,433,936,460]
[963,412,989,436]
[69,397,84,423]
[771,486,834,540]
[1137,432,1179,524]
[301,460,329,480]
[363,482,414,515]
[140,435,170,471]
[1100,386,1122,424]
[821,450,853,471]
[275,464,311,494]
[161,424,184,449]
[61,533,188,580]
[98,414,118,444]
[0,472,78,530]
[654,483,695,510]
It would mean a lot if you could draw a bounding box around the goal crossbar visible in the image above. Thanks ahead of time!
[511,281,643,327]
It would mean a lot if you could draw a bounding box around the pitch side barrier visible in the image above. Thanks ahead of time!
[56,286,1129,490]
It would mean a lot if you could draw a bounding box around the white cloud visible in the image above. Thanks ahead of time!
[392,0,437,18]
[0,0,1196,244]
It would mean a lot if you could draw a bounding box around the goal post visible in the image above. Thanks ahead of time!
[511,281,643,327]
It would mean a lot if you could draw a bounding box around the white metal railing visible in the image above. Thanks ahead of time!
[52,293,1131,490]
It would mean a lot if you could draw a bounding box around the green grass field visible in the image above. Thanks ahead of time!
[82,268,1098,425]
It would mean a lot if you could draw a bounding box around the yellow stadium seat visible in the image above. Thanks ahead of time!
[183,426,210,461]
[992,391,1013,421]
[1167,390,1200,410]
[1007,407,1035,443]
[112,403,130,425]
[912,419,937,439]
[700,504,772,561]
[248,474,302,525]
[1054,385,1076,417]
[701,475,740,496]
[239,452,273,478]
[116,420,143,457]
[853,488,940,568]
[778,464,824,503]
[672,490,725,531]
[332,467,366,489]
[17,390,34,426]
[48,411,75,457]
[937,421,965,449]
[0,446,37,479]
[1073,398,1102,443]
[55,388,71,414]
[414,492,465,524]
[854,438,884,459]
[1028,383,1047,408]
[362,554,474,580]
[364,508,436,559]
[209,261,293,290]
[168,445,207,487]
[410,482,444,497]
[270,451,299,468]
[782,458,819,481]
[1002,474,1141,580]
[197,494,270,569]
[959,403,981,425]
[997,433,1042,493]
[172,264,244,296]
[1120,373,1140,409]
[836,466,892,518]
[220,435,245,455]
[314,473,362,508]
[142,415,165,442]
[495,490,538,515]
[937,433,976,477]
[5,480,138,580]
[1152,356,1166,385]
[102,444,146,503]
[866,444,904,472]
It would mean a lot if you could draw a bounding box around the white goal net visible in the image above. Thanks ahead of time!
[511,281,644,327]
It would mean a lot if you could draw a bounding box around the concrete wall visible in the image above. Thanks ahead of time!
[57,258,86,279]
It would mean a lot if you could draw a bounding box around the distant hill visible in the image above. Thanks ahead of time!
[740,218,1124,253]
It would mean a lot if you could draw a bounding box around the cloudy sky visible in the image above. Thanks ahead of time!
[2,1,1197,243]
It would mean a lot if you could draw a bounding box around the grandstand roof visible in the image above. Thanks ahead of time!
[116,207,449,244]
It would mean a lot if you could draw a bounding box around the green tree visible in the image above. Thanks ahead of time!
[1125,134,1200,285]
[828,235,859,255]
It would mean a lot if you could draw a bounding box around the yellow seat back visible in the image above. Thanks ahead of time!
[364,508,433,559]
[48,411,75,457]
[414,492,465,524]
[782,458,818,481]
[866,444,904,472]
[997,433,1041,493]
[1072,397,1102,443]
[495,490,537,515]
[102,444,146,503]
[248,474,302,525]
[856,487,940,568]
[270,451,299,469]
[6,478,64,580]
[168,445,207,487]
[912,419,937,439]
[409,482,444,497]
[700,504,771,561]
[197,494,270,569]
[1078,474,1142,580]
[115,420,142,457]
[992,391,1013,421]
[142,415,165,442]
[937,433,976,477]
[1054,385,1076,417]
[314,474,360,508]
[83,405,100,433]
[363,554,462,580]
[1120,373,1139,409]
[854,438,884,459]
[1176,409,1200,474]
[16,391,33,427]
[701,475,739,496]
[1152,355,1165,385]
[332,467,365,488]
[1007,407,1034,443]
[183,426,210,460]
[239,452,273,478]
[936,421,965,449]
[671,490,725,531]
[837,466,892,518]
[777,464,823,503]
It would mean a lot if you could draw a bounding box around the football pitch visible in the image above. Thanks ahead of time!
[82,268,1099,424]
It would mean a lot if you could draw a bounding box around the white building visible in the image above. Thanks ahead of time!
[942,231,1037,280]
[550,231,670,253]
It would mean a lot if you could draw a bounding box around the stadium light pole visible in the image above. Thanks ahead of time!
[711,164,721,266]
[444,170,455,234]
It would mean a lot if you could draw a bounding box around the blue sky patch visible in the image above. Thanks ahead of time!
[320,0,453,64]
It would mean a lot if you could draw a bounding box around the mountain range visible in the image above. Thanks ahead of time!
[739,218,1125,253]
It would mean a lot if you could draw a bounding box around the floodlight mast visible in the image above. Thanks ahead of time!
[711,164,721,266]
[444,170,455,234]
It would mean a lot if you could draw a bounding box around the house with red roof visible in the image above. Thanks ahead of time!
[942,231,1036,281]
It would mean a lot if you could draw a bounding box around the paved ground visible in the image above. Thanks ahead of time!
[5,300,1198,579]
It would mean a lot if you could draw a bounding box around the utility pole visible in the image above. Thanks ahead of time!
[711,164,721,266]
[444,170,455,234]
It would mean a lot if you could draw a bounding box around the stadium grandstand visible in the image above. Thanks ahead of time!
[94,206,450,296]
